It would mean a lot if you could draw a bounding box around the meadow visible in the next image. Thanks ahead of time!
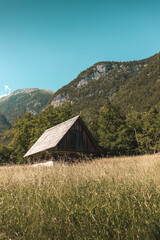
[1,155,160,240]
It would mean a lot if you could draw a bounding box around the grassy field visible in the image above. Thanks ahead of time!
[1,155,160,240]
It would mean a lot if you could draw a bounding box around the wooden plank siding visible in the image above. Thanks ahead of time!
[58,120,96,153]
[24,115,100,162]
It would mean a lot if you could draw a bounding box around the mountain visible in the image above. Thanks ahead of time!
[0,88,54,124]
[0,112,11,141]
[50,54,157,119]
[114,53,160,112]
[1,52,159,132]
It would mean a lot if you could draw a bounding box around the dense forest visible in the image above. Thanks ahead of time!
[1,99,160,164]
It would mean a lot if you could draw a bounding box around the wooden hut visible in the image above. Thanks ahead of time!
[24,115,99,161]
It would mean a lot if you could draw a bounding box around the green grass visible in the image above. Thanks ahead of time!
[1,155,160,239]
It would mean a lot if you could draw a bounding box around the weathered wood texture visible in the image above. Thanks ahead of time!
[24,115,99,161]
[58,120,96,153]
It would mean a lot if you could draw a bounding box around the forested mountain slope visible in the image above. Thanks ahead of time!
[0,88,54,124]
[49,55,155,116]
[0,112,11,141]
[51,55,159,118]
[114,53,160,113]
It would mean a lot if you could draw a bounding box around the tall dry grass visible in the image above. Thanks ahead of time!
[1,155,160,239]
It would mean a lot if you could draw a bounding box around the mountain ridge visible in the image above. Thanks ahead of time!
[49,53,157,119]
[0,88,55,124]
[0,53,159,130]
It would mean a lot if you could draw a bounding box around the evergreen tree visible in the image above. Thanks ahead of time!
[137,108,160,153]
[98,100,127,155]
[126,108,160,154]
[3,112,36,163]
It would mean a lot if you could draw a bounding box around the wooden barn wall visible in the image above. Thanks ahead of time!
[58,120,96,153]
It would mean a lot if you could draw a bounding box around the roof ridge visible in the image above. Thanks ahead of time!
[24,115,80,157]
[45,115,80,132]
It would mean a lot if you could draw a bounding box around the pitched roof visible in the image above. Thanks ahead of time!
[24,115,79,157]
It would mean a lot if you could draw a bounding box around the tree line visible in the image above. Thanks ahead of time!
[0,100,160,164]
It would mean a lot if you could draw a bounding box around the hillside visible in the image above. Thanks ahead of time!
[0,112,11,141]
[0,88,54,124]
[114,53,160,112]
[50,53,158,119]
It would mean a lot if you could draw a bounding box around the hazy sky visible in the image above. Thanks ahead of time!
[0,0,160,97]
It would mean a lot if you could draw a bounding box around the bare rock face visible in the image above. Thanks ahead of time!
[77,79,88,88]
[50,94,69,107]
[77,64,112,89]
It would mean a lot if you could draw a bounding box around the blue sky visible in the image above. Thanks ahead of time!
[0,0,160,97]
